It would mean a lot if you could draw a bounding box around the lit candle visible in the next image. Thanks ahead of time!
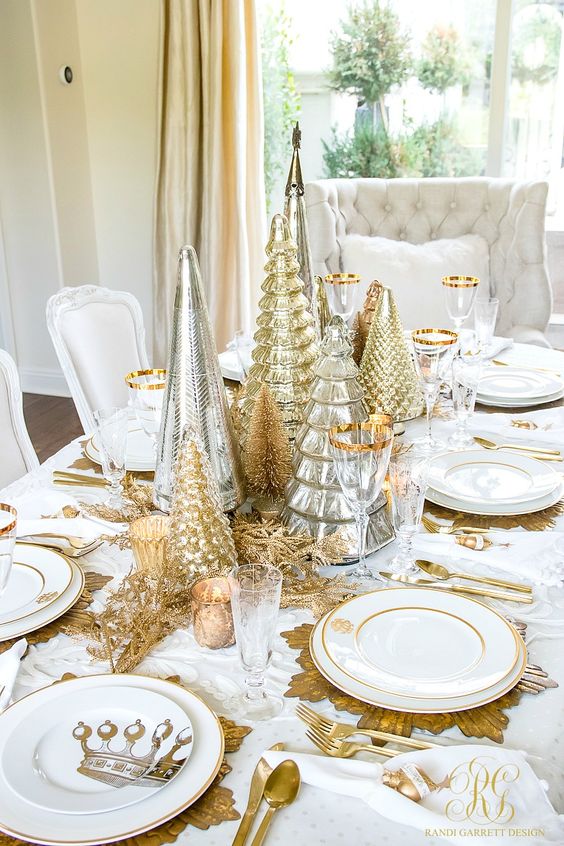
[190,577,235,649]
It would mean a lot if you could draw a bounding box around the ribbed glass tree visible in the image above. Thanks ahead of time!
[242,213,319,442]
[282,316,394,560]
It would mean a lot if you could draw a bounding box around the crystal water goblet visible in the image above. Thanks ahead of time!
[388,450,430,575]
[93,407,128,508]
[474,297,499,356]
[442,276,480,333]
[228,563,283,720]
[411,329,458,454]
[125,369,166,458]
[323,274,361,323]
[0,504,17,600]
[233,331,253,381]
[329,421,394,581]
[449,333,482,449]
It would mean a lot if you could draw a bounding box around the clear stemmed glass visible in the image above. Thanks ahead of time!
[442,276,480,333]
[329,422,394,581]
[474,297,499,356]
[93,407,128,508]
[388,450,430,575]
[411,329,458,454]
[323,274,361,323]
[0,504,17,600]
[449,333,482,449]
[125,369,166,457]
[228,563,283,720]
[233,331,253,381]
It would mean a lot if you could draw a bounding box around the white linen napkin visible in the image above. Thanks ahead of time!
[263,747,564,845]
[414,532,564,587]
[17,517,107,543]
[471,408,564,448]
[10,490,126,534]
[480,335,514,359]
[0,639,27,711]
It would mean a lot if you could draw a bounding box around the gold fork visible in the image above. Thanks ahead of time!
[305,726,418,759]
[297,704,437,750]
[422,515,488,535]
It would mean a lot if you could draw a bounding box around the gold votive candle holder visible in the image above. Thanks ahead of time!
[129,516,171,575]
[191,577,235,649]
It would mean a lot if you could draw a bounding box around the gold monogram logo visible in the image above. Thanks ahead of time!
[446,757,519,824]
[330,618,353,634]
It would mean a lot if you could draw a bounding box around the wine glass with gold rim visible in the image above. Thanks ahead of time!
[323,274,361,323]
[411,329,458,454]
[125,369,167,457]
[329,422,394,581]
[442,276,480,334]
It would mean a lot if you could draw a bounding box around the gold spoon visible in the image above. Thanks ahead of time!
[416,559,532,594]
[473,436,561,458]
[250,760,300,846]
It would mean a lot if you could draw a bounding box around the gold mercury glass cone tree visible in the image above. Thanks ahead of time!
[352,280,383,364]
[167,432,238,580]
[282,315,394,560]
[242,213,319,442]
[359,286,424,422]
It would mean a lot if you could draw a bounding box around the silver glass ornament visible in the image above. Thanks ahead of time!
[282,315,394,561]
[154,246,246,512]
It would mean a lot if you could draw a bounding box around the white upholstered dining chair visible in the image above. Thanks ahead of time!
[46,286,149,434]
[0,349,39,488]
[306,177,552,346]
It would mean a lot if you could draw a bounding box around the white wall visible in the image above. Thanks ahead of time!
[0,0,160,395]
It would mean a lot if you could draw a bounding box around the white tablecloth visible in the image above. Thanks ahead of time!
[2,343,564,846]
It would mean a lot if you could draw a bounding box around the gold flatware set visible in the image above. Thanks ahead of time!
[415,559,532,594]
[232,744,301,846]
[491,359,561,377]
[473,436,562,462]
[422,515,488,535]
[52,471,109,488]
[381,570,533,603]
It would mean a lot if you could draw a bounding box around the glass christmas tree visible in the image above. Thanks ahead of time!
[242,213,319,442]
[282,316,394,560]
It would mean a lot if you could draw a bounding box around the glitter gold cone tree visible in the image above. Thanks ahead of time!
[282,316,394,560]
[242,214,319,442]
[352,281,383,364]
[167,433,238,580]
[359,286,423,421]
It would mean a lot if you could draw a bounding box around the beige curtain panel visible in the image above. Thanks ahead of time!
[153,0,266,363]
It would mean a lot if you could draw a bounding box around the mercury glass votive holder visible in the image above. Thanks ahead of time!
[191,577,235,649]
[129,515,171,575]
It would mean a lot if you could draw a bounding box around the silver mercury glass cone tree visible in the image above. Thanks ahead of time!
[241,213,319,443]
[284,123,313,305]
[282,315,394,560]
[154,246,246,513]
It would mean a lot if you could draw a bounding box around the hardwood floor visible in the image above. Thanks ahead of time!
[23,394,83,463]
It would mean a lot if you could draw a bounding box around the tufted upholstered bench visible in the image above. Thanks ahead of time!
[305,177,552,347]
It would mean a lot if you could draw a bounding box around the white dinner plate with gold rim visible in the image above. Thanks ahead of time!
[477,367,564,401]
[0,674,224,845]
[0,546,84,642]
[476,389,564,409]
[3,686,193,815]
[425,480,563,516]
[310,588,527,713]
[428,450,560,506]
[85,426,155,473]
[0,546,74,626]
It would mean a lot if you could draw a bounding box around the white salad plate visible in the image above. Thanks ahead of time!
[425,481,563,516]
[0,545,84,642]
[0,674,224,845]
[477,389,564,409]
[477,368,564,401]
[3,686,193,815]
[310,588,526,713]
[427,450,560,506]
[85,426,154,473]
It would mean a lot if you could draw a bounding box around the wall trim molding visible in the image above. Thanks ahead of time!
[19,366,70,397]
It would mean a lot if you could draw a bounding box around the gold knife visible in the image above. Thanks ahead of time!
[380,572,533,603]
[231,742,284,846]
